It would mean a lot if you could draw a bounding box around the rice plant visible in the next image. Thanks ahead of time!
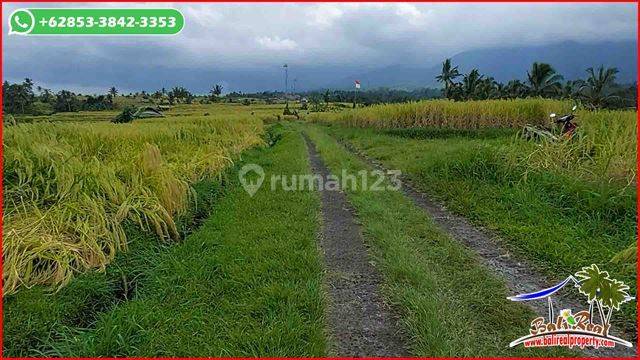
[3,116,264,294]
[311,98,636,186]
[319,99,576,129]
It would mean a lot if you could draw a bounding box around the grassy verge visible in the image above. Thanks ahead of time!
[300,123,572,356]
[3,176,224,356]
[5,124,327,357]
[320,124,636,333]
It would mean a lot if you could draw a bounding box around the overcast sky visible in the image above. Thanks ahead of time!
[3,2,637,93]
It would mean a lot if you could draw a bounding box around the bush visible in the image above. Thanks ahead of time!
[112,106,136,123]
[31,101,55,116]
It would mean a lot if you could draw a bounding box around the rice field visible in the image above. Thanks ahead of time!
[311,99,637,185]
[313,99,575,129]
[3,111,264,295]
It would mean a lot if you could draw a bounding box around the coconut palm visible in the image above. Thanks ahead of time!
[435,58,461,99]
[210,84,223,101]
[108,87,118,104]
[504,80,528,99]
[527,62,563,97]
[461,69,484,100]
[579,66,619,109]
[561,80,583,99]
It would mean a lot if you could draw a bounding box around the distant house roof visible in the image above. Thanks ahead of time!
[134,106,164,118]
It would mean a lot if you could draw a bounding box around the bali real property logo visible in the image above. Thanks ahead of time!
[508,264,634,349]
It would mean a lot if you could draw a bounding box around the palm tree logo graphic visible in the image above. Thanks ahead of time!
[508,264,634,349]
[575,264,631,338]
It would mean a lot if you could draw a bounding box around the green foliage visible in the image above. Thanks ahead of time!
[112,106,137,123]
[527,62,563,96]
[209,84,223,102]
[3,176,224,356]
[3,78,36,114]
[317,98,574,129]
[579,66,620,109]
[435,59,633,109]
[435,58,461,98]
[54,90,82,112]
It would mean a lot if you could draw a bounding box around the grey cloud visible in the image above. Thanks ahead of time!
[3,3,636,92]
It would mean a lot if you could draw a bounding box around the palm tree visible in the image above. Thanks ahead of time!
[108,87,118,103]
[504,80,528,99]
[23,78,34,92]
[461,69,484,100]
[579,66,619,109]
[527,62,563,97]
[210,84,223,101]
[474,77,500,100]
[435,58,461,99]
[560,80,583,99]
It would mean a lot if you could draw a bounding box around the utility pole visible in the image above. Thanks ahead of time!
[283,64,288,96]
[293,78,297,93]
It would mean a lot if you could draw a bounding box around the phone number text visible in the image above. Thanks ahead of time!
[37,16,178,28]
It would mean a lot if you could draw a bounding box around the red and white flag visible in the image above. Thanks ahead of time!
[355,80,361,89]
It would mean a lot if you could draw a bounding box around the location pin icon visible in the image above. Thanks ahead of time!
[239,164,265,197]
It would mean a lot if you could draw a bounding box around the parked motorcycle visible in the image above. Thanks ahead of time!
[522,105,578,142]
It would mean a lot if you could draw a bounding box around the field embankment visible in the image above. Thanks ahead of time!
[3,116,263,294]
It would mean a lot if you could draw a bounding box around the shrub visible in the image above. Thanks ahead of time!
[112,106,136,123]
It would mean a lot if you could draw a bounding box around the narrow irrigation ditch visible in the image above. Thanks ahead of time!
[302,133,408,357]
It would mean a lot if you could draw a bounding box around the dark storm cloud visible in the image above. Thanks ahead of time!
[3,3,636,93]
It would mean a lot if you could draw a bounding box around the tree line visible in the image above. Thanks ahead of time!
[2,79,120,115]
[2,80,228,116]
[436,59,636,109]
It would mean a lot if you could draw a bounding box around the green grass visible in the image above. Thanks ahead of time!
[319,124,636,333]
[300,123,572,356]
[3,176,225,356]
[4,124,327,357]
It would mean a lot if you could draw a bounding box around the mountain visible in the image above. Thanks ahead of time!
[336,40,637,90]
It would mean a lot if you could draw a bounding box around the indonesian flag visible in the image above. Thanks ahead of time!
[355,80,361,89]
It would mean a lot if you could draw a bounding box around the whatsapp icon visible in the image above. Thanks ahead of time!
[9,9,35,35]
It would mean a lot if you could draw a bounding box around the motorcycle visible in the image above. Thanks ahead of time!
[522,105,578,142]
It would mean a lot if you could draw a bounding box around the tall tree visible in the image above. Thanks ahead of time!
[579,66,619,109]
[461,69,484,100]
[210,84,223,101]
[504,80,528,99]
[108,86,118,103]
[526,62,563,97]
[55,90,80,112]
[435,58,461,99]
